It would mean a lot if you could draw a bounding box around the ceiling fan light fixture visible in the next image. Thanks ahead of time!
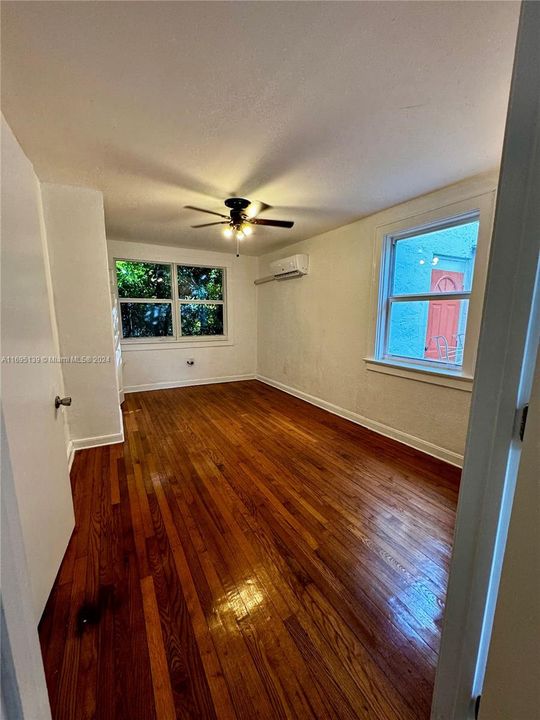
[189,198,294,255]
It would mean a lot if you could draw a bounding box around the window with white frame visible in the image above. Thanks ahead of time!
[115,259,226,341]
[375,212,480,370]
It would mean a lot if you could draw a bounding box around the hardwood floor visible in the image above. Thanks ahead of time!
[39,380,460,720]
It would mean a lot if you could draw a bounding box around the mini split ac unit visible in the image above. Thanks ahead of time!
[269,254,309,280]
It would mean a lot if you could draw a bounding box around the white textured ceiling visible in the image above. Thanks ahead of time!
[1,1,519,255]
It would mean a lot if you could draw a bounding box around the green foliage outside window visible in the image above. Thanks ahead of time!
[180,304,224,336]
[178,266,223,300]
[120,303,173,337]
[116,260,172,299]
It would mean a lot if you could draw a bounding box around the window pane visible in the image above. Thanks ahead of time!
[387,299,469,365]
[116,260,172,299]
[120,303,173,338]
[178,266,223,300]
[180,303,224,336]
[392,220,479,295]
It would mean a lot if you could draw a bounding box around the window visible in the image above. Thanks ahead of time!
[115,260,227,341]
[376,213,479,370]
[177,266,224,336]
[116,260,173,338]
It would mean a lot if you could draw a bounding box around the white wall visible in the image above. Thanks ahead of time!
[479,351,540,720]
[257,174,497,464]
[1,117,74,619]
[42,184,123,450]
[108,239,258,391]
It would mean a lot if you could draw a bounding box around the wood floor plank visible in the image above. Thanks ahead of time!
[140,575,177,720]
[54,554,88,720]
[39,380,459,720]
[114,470,157,720]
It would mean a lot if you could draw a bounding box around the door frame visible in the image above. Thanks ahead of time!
[431,2,540,718]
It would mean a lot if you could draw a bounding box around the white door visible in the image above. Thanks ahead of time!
[431,3,540,717]
[478,352,540,720]
[1,118,75,621]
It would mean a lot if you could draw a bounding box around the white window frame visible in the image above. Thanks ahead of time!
[115,258,229,346]
[377,210,479,369]
[365,191,496,391]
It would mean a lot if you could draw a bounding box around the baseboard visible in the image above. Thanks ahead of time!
[124,374,257,394]
[66,432,124,468]
[67,441,75,472]
[70,432,125,452]
[256,375,464,467]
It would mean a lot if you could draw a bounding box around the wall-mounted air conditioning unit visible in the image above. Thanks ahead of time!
[269,254,309,280]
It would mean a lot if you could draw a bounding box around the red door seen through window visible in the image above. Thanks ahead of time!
[424,270,464,360]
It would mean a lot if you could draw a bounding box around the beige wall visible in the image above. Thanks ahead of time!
[108,240,258,392]
[479,352,540,720]
[257,174,497,464]
[42,184,123,447]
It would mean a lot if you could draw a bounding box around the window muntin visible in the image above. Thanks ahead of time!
[115,260,227,341]
[378,214,479,369]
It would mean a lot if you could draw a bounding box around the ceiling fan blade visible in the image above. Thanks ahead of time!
[191,221,229,228]
[249,218,294,228]
[185,205,229,219]
[245,200,272,219]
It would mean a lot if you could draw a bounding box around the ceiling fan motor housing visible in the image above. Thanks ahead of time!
[224,197,251,227]
[224,197,251,211]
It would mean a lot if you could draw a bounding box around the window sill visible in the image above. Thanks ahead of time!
[364,358,474,391]
[121,338,234,352]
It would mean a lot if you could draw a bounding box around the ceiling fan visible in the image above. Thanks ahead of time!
[185,197,294,255]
